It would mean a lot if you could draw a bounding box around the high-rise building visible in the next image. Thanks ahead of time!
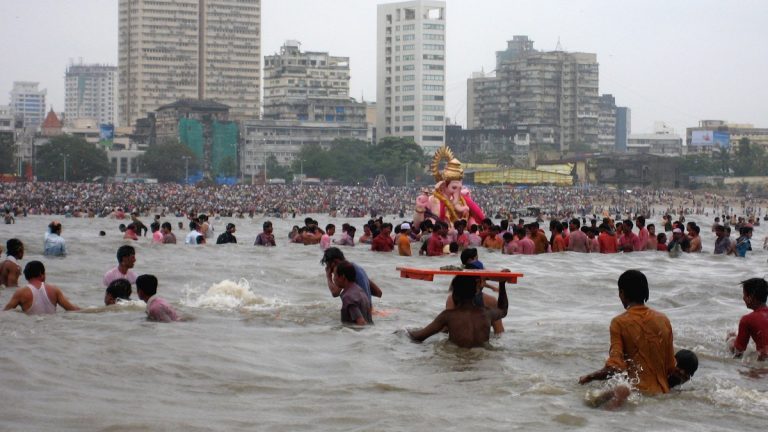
[598,94,617,151]
[467,36,600,154]
[9,82,46,130]
[65,62,118,126]
[263,41,365,124]
[615,107,631,152]
[118,0,261,127]
[377,0,446,152]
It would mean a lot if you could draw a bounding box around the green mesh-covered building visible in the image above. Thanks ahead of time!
[156,99,239,182]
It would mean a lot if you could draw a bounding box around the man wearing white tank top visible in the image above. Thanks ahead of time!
[3,261,79,315]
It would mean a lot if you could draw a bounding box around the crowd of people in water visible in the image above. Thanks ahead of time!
[1,181,767,410]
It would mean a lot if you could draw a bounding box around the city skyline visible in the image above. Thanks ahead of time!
[2,0,767,136]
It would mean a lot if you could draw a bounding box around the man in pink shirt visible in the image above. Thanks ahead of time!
[320,224,335,251]
[103,245,138,288]
[137,274,178,322]
[518,225,536,255]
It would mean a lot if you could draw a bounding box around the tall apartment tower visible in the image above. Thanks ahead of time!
[377,0,446,152]
[598,94,617,151]
[9,82,46,130]
[263,41,365,123]
[118,0,261,127]
[65,63,118,126]
[468,36,599,154]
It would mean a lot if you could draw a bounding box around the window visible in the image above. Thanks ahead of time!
[402,54,415,61]
[423,74,443,81]
[403,34,415,41]
[423,135,444,141]
[422,115,444,121]
[423,105,443,111]
[424,64,444,71]
[402,115,415,121]
[423,44,444,51]
[423,84,444,91]
[402,24,415,31]
[402,105,415,111]
[403,125,414,131]
[424,125,444,131]
[403,64,415,71]
[403,74,415,81]
[402,94,415,101]
[423,54,444,61]
[403,44,414,51]
[402,85,415,91]
[424,33,444,41]
[424,23,444,30]
[423,94,444,101]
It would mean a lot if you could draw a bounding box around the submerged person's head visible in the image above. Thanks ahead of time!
[618,269,649,307]
[668,349,699,388]
[105,278,132,305]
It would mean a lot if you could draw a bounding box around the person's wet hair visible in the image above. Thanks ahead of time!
[668,349,699,388]
[6,238,23,256]
[136,274,158,297]
[460,248,478,265]
[116,245,135,263]
[451,276,480,303]
[321,247,345,266]
[106,278,132,301]
[618,269,649,304]
[23,261,45,280]
[741,278,768,303]
[334,261,356,283]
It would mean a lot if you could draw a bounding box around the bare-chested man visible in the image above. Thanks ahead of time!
[408,275,508,348]
[4,261,79,314]
[0,239,23,287]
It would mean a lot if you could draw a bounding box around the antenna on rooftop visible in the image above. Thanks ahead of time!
[555,37,564,52]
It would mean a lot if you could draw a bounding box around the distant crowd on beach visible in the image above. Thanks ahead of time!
[2,182,768,222]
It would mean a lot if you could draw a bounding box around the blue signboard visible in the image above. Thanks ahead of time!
[713,131,730,149]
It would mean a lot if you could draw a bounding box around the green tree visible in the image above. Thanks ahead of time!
[372,137,425,185]
[733,137,767,176]
[266,154,293,181]
[0,132,14,173]
[139,139,200,182]
[217,155,238,177]
[36,135,111,181]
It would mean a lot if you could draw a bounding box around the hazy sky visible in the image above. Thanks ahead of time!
[2,0,767,135]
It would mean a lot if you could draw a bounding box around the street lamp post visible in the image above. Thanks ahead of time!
[300,159,304,185]
[63,155,67,182]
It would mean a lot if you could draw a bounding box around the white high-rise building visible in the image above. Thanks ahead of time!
[377,0,446,152]
[65,63,118,126]
[9,82,46,130]
[118,0,261,127]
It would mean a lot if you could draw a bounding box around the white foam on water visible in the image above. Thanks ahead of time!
[182,279,286,311]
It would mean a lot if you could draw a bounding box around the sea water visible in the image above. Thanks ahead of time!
[1,214,767,431]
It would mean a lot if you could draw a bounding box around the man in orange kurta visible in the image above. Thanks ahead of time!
[579,270,693,406]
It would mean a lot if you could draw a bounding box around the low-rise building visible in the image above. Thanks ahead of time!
[240,119,368,178]
[687,120,768,154]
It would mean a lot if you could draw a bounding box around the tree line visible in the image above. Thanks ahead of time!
[9,134,768,185]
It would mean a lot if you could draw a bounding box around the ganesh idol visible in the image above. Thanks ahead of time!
[413,146,485,228]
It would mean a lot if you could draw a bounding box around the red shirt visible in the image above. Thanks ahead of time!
[371,233,394,252]
[734,305,768,360]
[598,232,617,253]
[427,233,446,256]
